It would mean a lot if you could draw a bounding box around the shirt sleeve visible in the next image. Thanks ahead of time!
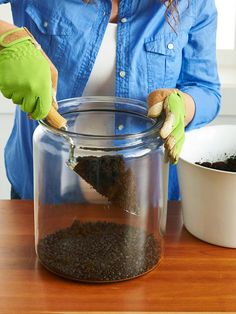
[177,0,221,131]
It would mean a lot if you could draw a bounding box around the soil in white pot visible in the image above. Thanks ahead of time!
[196,155,236,172]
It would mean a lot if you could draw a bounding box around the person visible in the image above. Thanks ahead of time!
[0,0,221,200]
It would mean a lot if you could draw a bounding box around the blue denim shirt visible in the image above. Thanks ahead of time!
[0,0,221,199]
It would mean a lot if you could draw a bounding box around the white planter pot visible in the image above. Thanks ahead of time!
[177,125,236,248]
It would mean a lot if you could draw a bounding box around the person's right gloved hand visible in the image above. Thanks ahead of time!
[0,28,57,120]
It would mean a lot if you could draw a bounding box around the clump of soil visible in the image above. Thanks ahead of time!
[196,155,236,172]
[74,155,139,214]
[37,220,160,282]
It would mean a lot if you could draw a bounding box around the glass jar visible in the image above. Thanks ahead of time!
[33,96,169,282]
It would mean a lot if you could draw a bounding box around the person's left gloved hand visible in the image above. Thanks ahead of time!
[148,89,186,164]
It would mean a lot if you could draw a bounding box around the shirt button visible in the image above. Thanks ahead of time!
[118,124,124,131]
[43,21,48,28]
[121,17,127,23]
[167,43,174,50]
[119,71,126,78]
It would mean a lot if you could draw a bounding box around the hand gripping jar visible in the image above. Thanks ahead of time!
[33,96,169,282]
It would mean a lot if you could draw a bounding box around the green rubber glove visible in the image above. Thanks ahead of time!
[148,90,185,164]
[0,32,52,120]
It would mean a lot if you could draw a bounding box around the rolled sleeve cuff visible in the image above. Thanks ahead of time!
[180,86,221,131]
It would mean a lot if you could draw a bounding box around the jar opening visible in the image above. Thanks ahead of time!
[39,97,163,142]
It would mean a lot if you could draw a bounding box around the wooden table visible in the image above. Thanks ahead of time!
[1,200,236,313]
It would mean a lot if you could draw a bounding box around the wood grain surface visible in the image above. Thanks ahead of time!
[1,200,236,313]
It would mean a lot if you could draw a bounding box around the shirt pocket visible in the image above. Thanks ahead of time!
[144,32,187,92]
[25,3,73,64]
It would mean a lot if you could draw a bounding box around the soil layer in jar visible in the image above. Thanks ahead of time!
[37,220,160,282]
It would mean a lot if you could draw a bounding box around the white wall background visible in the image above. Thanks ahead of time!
[0,3,236,199]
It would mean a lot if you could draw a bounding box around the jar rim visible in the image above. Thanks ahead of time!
[39,96,163,142]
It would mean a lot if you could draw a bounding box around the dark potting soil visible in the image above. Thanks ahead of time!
[196,155,236,172]
[37,220,160,282]
[74,155,139,214]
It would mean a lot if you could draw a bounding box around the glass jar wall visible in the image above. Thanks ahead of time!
[33,97,169,282]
